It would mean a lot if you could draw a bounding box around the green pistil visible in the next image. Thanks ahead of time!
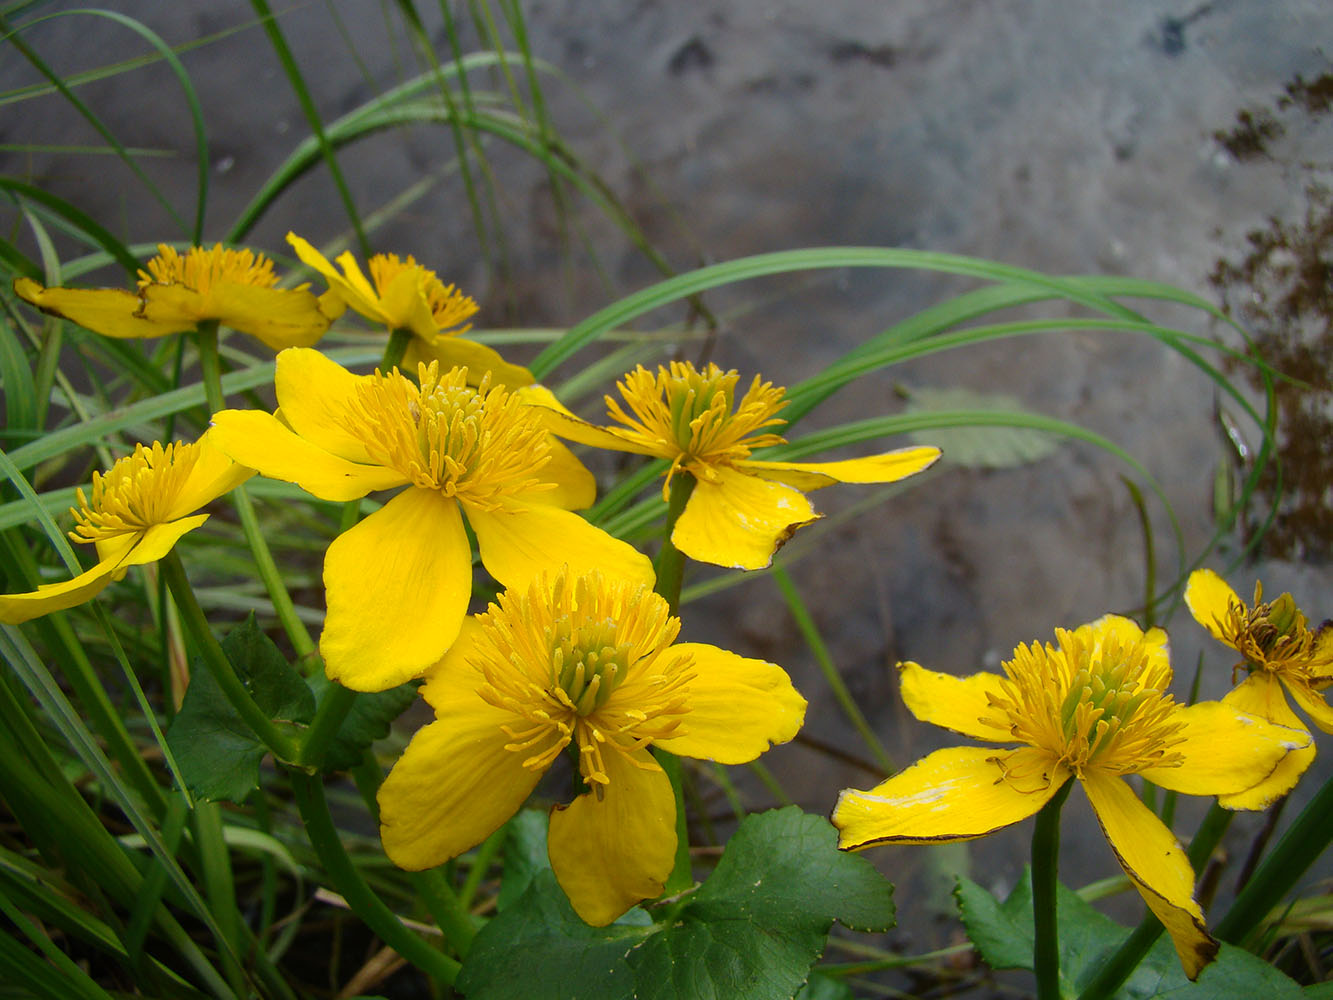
[550,620,632,716]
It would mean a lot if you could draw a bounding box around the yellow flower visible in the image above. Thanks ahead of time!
[1185,568,1333,804]
[832,615,1309,980]
[0,435,252,624]
[286,233,532,388]
[208,348,653,692]
[521,361,942,570]
[14,244,340,350]
[377,568,806,925]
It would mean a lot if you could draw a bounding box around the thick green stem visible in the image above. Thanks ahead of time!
[1032,780,1074,1000]
[653,474,695,616]
[160,550,297,760]
[1078,799,1232,1000]
[1215,776,1333,944]
[289,771,460,982]
[296,683,358,769]
[382,327,413,371]
[195,326,317,659]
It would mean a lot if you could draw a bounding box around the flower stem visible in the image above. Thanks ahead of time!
[159,550,298,761]
[382,327,413,371]
[1032,779,1074,1000]
[653,474,696,616]
[1077,800,1232,1000]
[289,770,461,982]
[195,324,316,659]
[295,682,358,769]
[1214,776,1333,945]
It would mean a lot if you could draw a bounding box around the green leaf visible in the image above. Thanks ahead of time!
[167,615,314,802]
[956,871,1305,999]
[307,673,418,773]
[902,386,1062,468]
[793,973,855,1000]
[458,807,895,1000]
[496,808,553,911]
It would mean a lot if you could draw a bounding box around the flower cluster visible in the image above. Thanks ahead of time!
[12,236,1316,982]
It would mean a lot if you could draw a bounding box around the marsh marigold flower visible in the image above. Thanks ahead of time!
[1186,568,1333,804]
[377,568,806,925]
[286,233,532,388]
[209,348,653,692]
[521,361,942,570]
[0,434,252,624]
[14,244,340,350]
[832,615,1308,979]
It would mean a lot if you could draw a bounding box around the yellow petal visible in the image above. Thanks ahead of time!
[377,265,437,340]
[510,438,596,511]
[1069,614,1170,674]
[833,746,1067,849]
[209,410,405,502]
[144,284,331,350]
[0,554,121,624]
[1212,674,1316,809]
[287,233,381,320]
[1185,569,1241,646]
[740,445,941,492]
[404,336,535,390]
[898,661,1013,742]
[420,617,487,712]
[118,515,211,568]
[650,643,805,762]
[547,748,676,926]
[331,250,385,319]
[516,385,658,456]
[273,348,376,463]
[672,466,818,570]
[1081,771,1218,980]
[14,278,192,339]
[1283,673,1333,735]
[468,503,655,592]
[1138,691,1310,804]
[321,488,472,691]
[166,431,254,520]
[378,713,539,870]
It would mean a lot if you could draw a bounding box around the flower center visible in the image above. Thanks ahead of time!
[983,628,1187,783]
[367,253,478,337]
[69,441,201,543]
[473,572,693,792]
[606,361,789,494]
[1224,582,1330,680]
[138,244,278,294]
[342,362,553,509]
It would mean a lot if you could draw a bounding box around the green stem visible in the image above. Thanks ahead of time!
[412,868,480,955]
[772,566,894,773]
[1214,776,1333,944]
[160,550,298,760]
[1032,779,1074,1000]
[382,327,413,371]
[296,683,358,769]
[1077,800,1233,1000]
[653,474,695,616]
[193,801,248,997]
[289,771,460,983]
[656,749,694,896]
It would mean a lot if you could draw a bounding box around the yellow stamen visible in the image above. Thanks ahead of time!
[606,362,789,497]
[69,441,202,543]
[983,628,1187,784]
[341,362,554,509]
[473,572,694,793]
[367,253,478,335]
[138,244,278,294]
[1220,582,1333,683]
